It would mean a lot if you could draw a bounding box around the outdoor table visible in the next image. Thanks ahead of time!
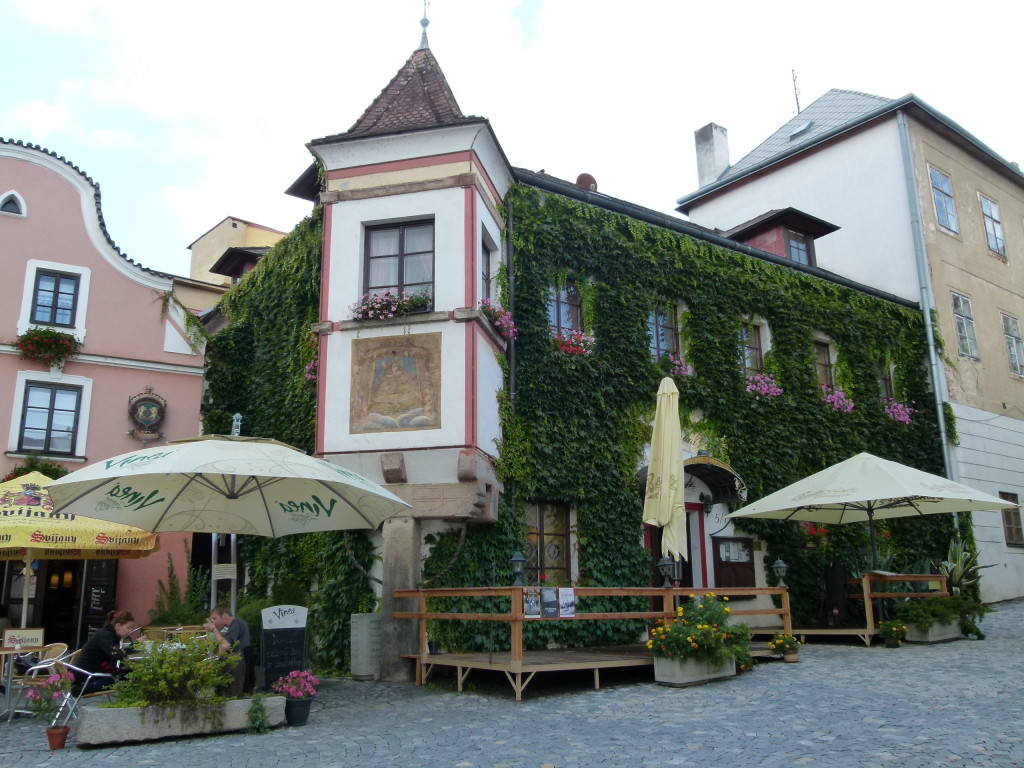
[0,645,46,721]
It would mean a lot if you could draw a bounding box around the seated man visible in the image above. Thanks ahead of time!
[204,604,251,697]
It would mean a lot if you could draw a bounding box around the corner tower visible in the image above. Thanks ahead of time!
[291,38,513,680]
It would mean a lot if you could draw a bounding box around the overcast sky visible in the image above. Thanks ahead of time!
[4,0,1022,277]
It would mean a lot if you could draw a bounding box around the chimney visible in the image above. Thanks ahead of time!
[695,123,730,188]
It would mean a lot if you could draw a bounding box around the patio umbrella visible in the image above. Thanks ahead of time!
[642,377,686,560]
[45,435,410,537]
[727,452,1015,566]
[0,471,159,627]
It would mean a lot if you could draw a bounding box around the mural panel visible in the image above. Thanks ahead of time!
[351,333,441,433]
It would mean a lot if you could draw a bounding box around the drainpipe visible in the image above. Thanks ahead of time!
[897,111,958,496]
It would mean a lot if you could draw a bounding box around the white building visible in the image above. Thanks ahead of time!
[678,90,1024,601]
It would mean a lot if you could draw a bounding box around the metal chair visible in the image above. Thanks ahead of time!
[50,651,117,727]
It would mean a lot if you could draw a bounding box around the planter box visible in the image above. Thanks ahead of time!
[73,696,286,745]
[905,619,962,644]
[653,656,736,687]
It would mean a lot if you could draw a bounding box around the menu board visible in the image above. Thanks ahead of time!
[260,605,308,691]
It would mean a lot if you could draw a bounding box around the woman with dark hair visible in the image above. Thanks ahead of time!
[75,609,138,695]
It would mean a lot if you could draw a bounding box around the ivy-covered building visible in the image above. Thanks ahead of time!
[205,34,955,679]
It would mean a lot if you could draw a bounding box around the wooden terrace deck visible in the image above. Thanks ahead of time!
[394,586,792,700]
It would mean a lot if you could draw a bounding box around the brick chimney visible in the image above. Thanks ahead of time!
[695,123,730,187]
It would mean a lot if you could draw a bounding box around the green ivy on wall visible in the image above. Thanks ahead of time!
[202,208,376,671]
[202,182,968,657]
[423,184,961,633]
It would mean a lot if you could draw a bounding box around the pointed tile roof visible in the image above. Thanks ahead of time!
[313,47,480,145]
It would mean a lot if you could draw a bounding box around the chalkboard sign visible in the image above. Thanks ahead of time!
[260,605,308,691]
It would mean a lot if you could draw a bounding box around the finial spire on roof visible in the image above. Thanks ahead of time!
[419,0,430,49]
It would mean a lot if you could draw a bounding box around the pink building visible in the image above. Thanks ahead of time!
[0,139,216,645]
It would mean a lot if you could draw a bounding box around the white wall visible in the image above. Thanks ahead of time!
[688,121,920,301]
[949,402,1024,602]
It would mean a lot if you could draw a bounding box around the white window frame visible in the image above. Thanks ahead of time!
[0,190,26,217]
[951,291,979,359]
[1002,314,1024,376]
[979,194,1006,257]
[18,260,91,341]
[929,166,959,234]
[8,369,92,458]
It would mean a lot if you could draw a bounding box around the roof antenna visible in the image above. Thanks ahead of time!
[419,0,430,49]
[792,69,801,113]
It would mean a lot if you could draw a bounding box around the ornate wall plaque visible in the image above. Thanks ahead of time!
[351,333,441,433]
[127,387,167,442]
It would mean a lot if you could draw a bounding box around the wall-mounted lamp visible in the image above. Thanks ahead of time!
[657,557,675,589]
[510,551,527,586]
[48,573,59,590]
[772,558,789,588]
[63,570,74,588]
[698,492,713,516]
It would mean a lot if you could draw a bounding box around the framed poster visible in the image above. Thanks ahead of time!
[523,587,541,619]
[541,587,559,619]
[558,587,576,618]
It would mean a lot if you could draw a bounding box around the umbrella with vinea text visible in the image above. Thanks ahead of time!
[0,471,159,627]
[727,452,1015,567]
[45,435,410,536]
[642,377,687,561]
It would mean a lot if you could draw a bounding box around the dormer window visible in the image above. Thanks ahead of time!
[786,231,812,266]
[722,208,836,266]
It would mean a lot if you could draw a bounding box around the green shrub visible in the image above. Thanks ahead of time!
[149,545,209,626]
[111,637,235,725]
[893,595,989,638]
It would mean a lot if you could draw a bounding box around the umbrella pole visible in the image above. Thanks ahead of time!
[867,507,879,570]
[19,554,32,629]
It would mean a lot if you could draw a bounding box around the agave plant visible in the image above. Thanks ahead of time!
[936,535,993,596]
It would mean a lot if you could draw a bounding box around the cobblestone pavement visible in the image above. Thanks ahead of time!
[2,598,1022,768]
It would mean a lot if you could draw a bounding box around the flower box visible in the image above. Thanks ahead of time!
[653,655,736,687]
[72,697,286,745]
[904,619,962,644]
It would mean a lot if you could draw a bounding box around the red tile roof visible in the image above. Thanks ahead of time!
[344,47,475,138]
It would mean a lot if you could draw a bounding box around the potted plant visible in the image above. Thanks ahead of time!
[767,632,801,662]
[271,669,319,726]
[478,299,518,340]
[25,669,74,749]
[893,594,988,641]
[877,620,908,648]
[349,291,432,321]
[553,329,596,356]
[14,327,83,370]
[647,593,751,686]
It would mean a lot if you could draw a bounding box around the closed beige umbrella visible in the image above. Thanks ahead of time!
[642,377,686,560]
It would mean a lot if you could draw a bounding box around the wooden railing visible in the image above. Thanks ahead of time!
[393,586,792,661]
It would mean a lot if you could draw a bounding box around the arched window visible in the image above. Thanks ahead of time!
[1,191,25,215]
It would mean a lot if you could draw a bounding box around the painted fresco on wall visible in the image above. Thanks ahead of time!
[351,333,441,433]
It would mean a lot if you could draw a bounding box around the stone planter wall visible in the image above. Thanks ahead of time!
[905,619,962,644]
[653,656,736,687]
[73,696,287,746]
